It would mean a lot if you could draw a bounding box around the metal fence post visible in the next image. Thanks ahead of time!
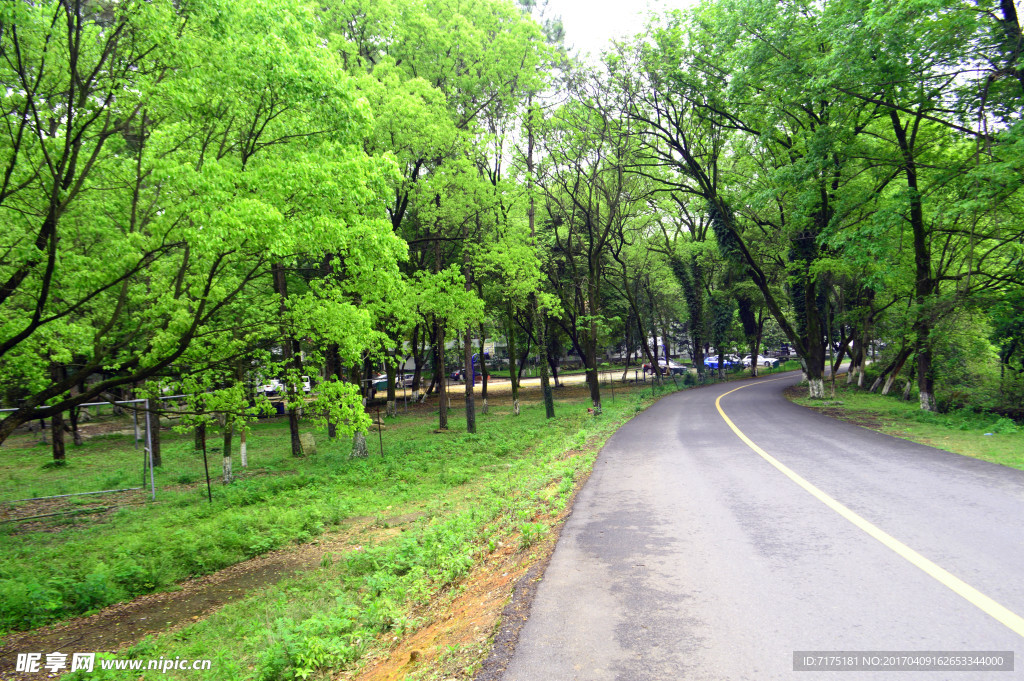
[133,408,140,449]
[145,399,155,501]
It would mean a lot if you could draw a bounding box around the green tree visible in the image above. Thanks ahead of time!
[0,0,402,444]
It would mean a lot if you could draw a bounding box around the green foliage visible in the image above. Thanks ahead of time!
[0,0,407,442]
[930,309,1003,409]
[518,522,547,549]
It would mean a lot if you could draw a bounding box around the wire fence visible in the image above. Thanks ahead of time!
[0,398,302,526]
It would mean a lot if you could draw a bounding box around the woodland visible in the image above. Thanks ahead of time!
[2,0,1023,459]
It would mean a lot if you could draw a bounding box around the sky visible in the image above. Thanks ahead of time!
[540,0,696,60]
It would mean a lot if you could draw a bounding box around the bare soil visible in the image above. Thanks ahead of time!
[342,501,580,681]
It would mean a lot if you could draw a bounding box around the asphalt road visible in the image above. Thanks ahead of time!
[498,372,1024,681]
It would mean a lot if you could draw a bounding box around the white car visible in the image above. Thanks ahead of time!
[741,355,779,368]
[642,358,687,375]
[258,376,311,395]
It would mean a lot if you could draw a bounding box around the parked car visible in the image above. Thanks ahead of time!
[642,358,688,375]
[257,376,311,395]
[370,374,389,393]
[741,354,780,368]
[704,356,741,369]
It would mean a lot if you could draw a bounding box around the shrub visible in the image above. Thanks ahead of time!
[518,522,547,549]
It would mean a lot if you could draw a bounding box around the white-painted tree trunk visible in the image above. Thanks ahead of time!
[386,400,396,417]
[351,431,368,458]
[919,390,936,411]
[808,377,825,399]
[222,455,232,484]
[513,399,520,416]
[240,430,247,467]
[881,374,897,395]
[481,398,488,415]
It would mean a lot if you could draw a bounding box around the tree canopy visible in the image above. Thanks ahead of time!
[2,0,1022,450]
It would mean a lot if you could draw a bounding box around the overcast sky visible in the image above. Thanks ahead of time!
[541,0,697,59]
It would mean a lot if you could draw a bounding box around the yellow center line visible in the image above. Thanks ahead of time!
[715,380,1024,640]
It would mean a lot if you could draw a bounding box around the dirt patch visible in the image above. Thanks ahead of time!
[0,492,149,530]
[340,523,559,681]
[0,513,424,681]
[3,416,146,450]
[343,464,597,681]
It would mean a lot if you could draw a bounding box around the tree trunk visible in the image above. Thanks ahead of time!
[351,431,368,458]
[69,406,83,447]
[51,412,66,465]
[195,421,206,455]
[847,335,863,385]
[518,337,532,382]
[527,100,554,419]
[222,423,233,484]
[194,418,204,453]
[240,428,248,467]
[870,345,912,393]
[464,322,476,434]
[802,277,828,397]
[890,109,937,411]
[621,319,634,382]
[385,348,398,417]
[435,319,448,430]
[146,403,162,467]
[881,349,913,396]
[533,295,556,418]
[478,322,489,415]
[647,283,665,385]
[272,262,304,455]
[675,256,706,379]
[409,325,421,401]
[506,306,520,416]
[634,310,659,380]
[585,279,602,413]
[546,335,562,388]
[325,344,340,439]
[286,391,302,456]
[752,310,766,377]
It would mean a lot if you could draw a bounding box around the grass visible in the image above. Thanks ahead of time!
[0,417,302,502]
[2,381,691,680]
[790,381,1024,471]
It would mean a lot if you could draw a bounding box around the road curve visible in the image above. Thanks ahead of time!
[498,372,1024,681]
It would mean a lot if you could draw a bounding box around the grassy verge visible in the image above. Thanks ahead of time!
[789,381,1024,471]
[3,382,687,679]
[0,417,318,502]
[1,418,413,632]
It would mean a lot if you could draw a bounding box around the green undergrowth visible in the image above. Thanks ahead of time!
[53,386,673,680]
[0,383,680,642]
[791,381,1024,471]
[0,416,325,502]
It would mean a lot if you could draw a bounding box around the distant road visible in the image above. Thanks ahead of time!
[499,372,1024,680]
